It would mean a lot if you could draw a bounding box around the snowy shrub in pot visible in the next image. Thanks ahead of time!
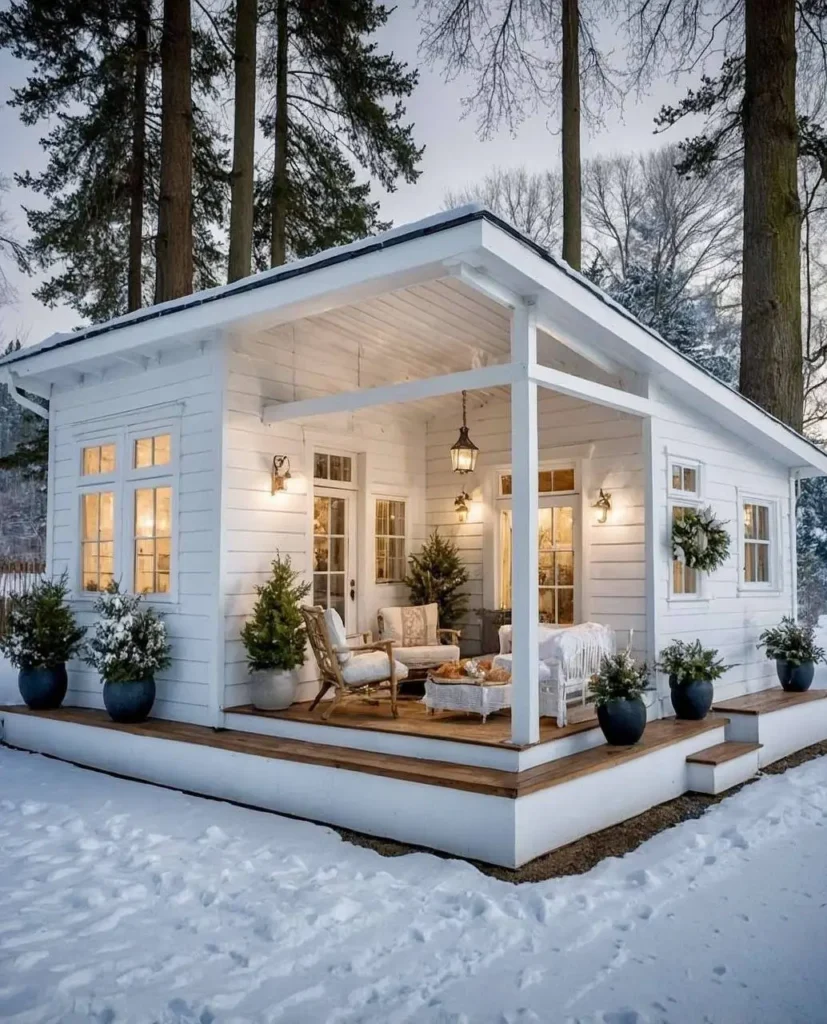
[241,554,311,710]
[84,583,171,722]
[590,650,651,745]
[657,640,732,720]
[758,617,825,693]
[0,573,85,709]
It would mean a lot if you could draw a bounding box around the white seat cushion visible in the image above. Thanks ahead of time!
[393,644,461,669]
[341,651,409,687]
[323,608,352,664]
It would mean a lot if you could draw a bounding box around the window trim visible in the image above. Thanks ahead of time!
[737,490,781,593]
[667,455,702,500]
[668,499,707,603]
[373,495,409,585]
[311,447,358,491]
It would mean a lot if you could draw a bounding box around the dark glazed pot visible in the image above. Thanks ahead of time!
[18,664,68,710]
[775,659,815,693]
[597,697,647,746]
[670,677,714,720]
[103,679,156,723]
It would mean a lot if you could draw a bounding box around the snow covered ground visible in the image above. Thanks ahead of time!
[1,746,827,1024]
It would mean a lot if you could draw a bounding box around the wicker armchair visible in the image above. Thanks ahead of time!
[301,605,408,721]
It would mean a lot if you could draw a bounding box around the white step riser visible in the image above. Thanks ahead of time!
[686,751,760,795]
[724,700,827,768]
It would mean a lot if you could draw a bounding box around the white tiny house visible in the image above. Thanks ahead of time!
[2,206,826,866]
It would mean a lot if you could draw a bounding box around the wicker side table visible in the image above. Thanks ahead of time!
[423,677,512,723]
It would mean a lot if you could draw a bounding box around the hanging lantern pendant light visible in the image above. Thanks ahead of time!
[450,390,479,474]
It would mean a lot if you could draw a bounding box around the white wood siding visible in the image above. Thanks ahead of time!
[222,323,427,708]
[48,350,223,726]
[425,392,647,658]
[652,389,795,703]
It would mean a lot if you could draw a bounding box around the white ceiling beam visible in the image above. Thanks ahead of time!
[263,362,518,424]
[535,306,620,377]
[530,364,656,418]
[1,370,49,419]
[448,262,523,310]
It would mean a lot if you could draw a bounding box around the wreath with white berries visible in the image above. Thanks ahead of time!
[672,505,731,573]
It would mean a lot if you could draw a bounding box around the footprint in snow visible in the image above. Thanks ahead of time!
[602,1011,644,1024]
[20,800,47,816]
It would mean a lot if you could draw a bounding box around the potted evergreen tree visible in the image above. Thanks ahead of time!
[0,573,85,709]
[590,650,651,745]
[404,529,469,630]
[657,639,732,720]
[84,583,171,722]
[241,554,311,710]
[758,617,826,692]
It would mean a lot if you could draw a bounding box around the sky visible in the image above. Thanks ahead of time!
[0,0,700,348]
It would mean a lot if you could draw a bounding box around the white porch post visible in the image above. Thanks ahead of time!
[510,303,540,746]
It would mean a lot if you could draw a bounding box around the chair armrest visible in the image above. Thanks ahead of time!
[347,630,373,645]
[438,628,462,644]
[348,639,395,657]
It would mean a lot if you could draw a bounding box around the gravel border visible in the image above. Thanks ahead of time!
[335,740,827,883]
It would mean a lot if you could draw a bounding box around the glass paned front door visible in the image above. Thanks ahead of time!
[313,495,348,621]
[500,505,576,624]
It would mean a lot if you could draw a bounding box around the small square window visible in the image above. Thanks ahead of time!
[82,444,116,476]
[314,452,352,482]
[134,433,171,469]
[669,460,700,497]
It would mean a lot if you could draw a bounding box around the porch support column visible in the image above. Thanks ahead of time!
[510,302,540,746]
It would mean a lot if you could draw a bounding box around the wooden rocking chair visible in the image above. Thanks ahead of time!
[301,605,408,721]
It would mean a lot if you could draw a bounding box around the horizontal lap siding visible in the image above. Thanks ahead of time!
[653,393,794,700]
[49,352,222,726]
[425,393,646,657]
[222,324,427,708]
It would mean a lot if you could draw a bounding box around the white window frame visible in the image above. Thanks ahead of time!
[667,455,702,501]
[311,447,358,490]
[373,495,409,585]
[666,454,706,603]
[71,417,181,603]
[737,490,781,593]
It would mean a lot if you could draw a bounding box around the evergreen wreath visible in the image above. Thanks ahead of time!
[672,505,730,572]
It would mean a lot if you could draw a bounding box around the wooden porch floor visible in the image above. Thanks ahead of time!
[225,698,600,749]
[0,704,727,799]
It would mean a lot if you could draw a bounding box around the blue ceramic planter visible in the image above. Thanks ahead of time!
[670,677,714,720]
[776,660,814,693]
[18,665,68,710]
[103,679,156,723]
[597,697,647,746]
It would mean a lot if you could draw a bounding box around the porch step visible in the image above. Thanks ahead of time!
[713,688,827,768]
[685,741,761,795]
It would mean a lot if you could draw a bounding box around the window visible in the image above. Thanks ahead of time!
[500,467,575,497]
[669,458,700,498]
[743,500,773,586]
[134,433,171,469]
[672,506,699,596]
[82,443,116,476]
[375,499,406,583]
[313,494,347,618]
[314,452,352,483]
[500,505,575,624]
[134,486,172,594]
[81,491,115,591]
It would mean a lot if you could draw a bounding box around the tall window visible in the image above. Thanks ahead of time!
[375,499,406,583]
[743,500,772,585]
[669,458,702,598]
[134,486,172,594]
[672,506,699,596]
[81,491,115,591]
[500,505,575,624]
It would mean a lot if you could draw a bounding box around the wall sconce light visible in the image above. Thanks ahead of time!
[271,455,291,494]
[592,488,612,524]
[450,390,479,474]
[454,489,471,524]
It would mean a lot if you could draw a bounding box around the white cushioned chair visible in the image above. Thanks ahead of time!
[377,603,461,676]
[302,605,408,721]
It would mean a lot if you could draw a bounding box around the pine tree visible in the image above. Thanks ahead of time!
[240,555,311,672]
[404,530,469,630]
[256,0,422,268]
[797,477,827,626]
[0,0,230,322]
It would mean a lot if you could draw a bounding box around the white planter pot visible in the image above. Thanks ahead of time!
[251,668,298,710]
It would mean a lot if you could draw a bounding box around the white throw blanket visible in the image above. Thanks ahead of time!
[494,622,615,725]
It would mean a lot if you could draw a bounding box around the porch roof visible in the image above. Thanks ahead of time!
[3,204,826,475]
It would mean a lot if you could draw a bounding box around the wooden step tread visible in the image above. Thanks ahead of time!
[686,741,762,766]
[713,688,827,716]
[0,705,726,800]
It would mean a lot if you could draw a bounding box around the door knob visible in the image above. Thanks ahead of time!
[349,578,356,600]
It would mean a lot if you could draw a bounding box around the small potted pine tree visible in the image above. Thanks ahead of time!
[404,529,469,630]
[241,554,311,710]
[0,573,85,709]
[657,639,732,720]
[590,650,651,745]
[84,583,171,722]
[758,617,826,692]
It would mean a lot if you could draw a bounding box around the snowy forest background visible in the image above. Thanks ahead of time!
[1,0,827,618]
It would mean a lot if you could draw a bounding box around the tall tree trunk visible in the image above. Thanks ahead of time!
[561,0,581,270]
[128,0,150,311]
[269,0,288,268]
[739,0,802,431]
[155,0,193,302]
[228,0,257,283]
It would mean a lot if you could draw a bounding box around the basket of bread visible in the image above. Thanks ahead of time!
[428,657,512,686]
